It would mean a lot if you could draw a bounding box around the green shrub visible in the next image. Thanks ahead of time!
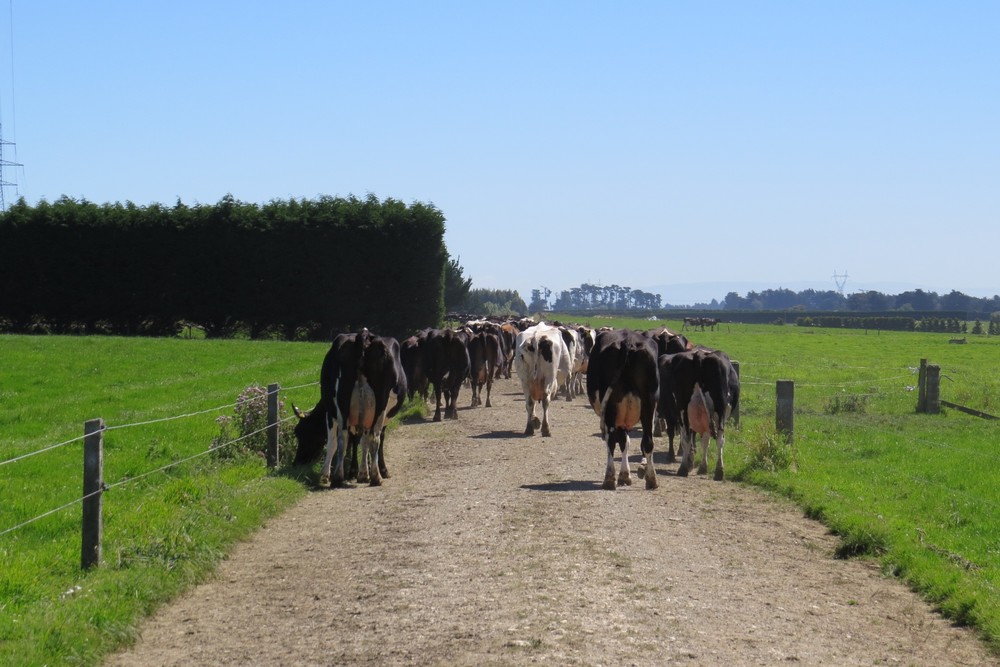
[211,384,297,466]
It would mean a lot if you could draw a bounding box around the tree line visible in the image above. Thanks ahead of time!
[0,194,448,340]
[720,287,1000,314]
[536,284,662,312]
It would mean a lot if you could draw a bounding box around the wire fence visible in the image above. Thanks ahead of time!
[2,362,995,575]
[0,380,317,540]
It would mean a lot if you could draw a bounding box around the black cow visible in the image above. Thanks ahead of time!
[658,346,739,480]
[401,332,429,402]
[585,329,660,490]
[647,326,693,443]
[292,329,406,487]
[467,330,499,407]
[424,328,471,421]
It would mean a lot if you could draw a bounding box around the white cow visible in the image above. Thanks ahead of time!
[514,323,572,437]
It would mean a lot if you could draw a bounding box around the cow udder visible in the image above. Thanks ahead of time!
[613,394,642,430]
[349,378,377,432]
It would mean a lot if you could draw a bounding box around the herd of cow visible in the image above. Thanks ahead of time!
[291,318,740,492]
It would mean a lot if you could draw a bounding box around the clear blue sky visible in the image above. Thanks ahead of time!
[2,1,997,304]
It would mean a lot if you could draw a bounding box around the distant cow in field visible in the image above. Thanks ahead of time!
[514,323,572,437]
[586,328,660,490]
[292,329,407,487]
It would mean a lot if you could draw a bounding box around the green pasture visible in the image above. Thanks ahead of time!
[567,315,1000,653]
[1,324,998,663]
[0,335,334,666]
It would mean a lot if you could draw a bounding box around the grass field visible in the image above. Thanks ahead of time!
[0,335,335,666]
[1,324,998,662]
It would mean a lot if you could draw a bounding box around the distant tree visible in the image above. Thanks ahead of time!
[529,288,550,312]
[896,289,939,311]
[463,288,527,316]
[941,290,972,312]
[444,255,473,311]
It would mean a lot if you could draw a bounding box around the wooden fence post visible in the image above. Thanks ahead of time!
[776,380,794,444]
[267,383,280,468]
[82,418,104,570]
[731,361,741,428]
[925,364,941,415]
[917,358,927,413]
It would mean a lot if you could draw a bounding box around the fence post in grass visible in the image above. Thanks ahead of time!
[82,418,104,570]
[917,358,928,413]
[776,380,794,444]
[267,383,280,468]
[731,361,741,428]
[925,364,941,415]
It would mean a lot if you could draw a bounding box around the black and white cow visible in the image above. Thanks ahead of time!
[292,329,407,487]
[514,323,572,437]
[658,346,739,480]
[586,328,660,490]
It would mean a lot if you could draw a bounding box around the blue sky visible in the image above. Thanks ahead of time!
[2,2,997,304]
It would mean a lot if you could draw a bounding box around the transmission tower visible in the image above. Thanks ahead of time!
[0,126,21,212]
[832,270,849,295]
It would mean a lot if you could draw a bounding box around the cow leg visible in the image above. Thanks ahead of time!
[714,430,725,481]
[524,398,535,436]
[321,425,347,487]
[677,428,694,477]
[617,428,632,486]
[603,433,617,490]
[665,424,677,463]
[697,432,710,475]
[348,431,365,481]
[362,431,383,486]
[433,386,443,422]
[641,432,657,491]
[541,395,552,437]
[377,426,389,479]
[484,376,493,408]
[319,421,337,487]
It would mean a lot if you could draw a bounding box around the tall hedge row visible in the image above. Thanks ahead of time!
[0,194,447,340]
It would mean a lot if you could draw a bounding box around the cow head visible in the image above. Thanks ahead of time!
[291,402,329,464]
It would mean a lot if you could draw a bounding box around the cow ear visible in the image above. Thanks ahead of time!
[292,404,307,419]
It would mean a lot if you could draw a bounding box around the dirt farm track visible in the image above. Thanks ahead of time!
[108,376,994,666]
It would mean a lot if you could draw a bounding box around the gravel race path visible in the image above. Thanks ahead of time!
[108,376,993,666]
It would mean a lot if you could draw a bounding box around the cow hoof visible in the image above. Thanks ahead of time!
[645,476,658,490]
[677,466,689,478]
[369,476,382,487]
[485,399,492,408]
[636,464,646,477]
[714,468,725,481]
[319,475,331,488]
[433,413,442,422]
[697,463,709,475]
[541,425,551,437]
[524,426,534,437]
[603,475,617,490]
[380,468,390,479]
[618,472,632,487]
[531,416,541,429]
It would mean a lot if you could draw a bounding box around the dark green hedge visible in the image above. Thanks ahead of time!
[0,194,447,339]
